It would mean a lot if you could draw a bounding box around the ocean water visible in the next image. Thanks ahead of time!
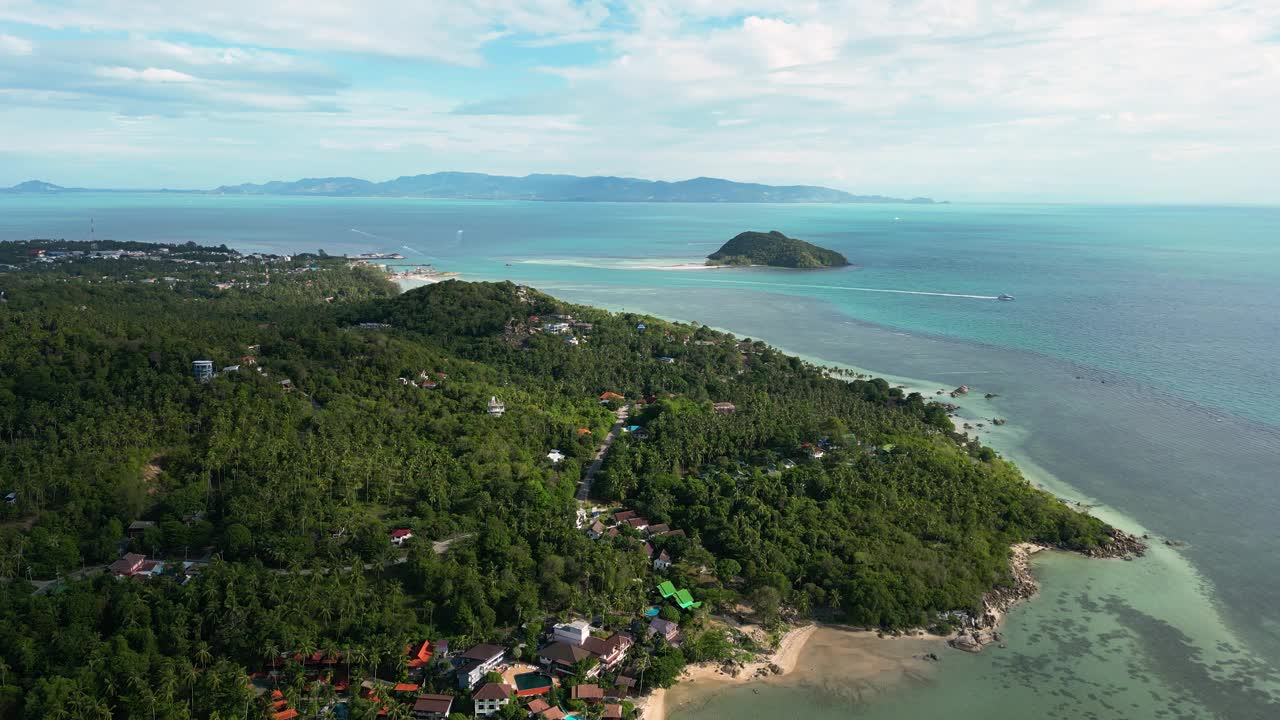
[3,194,1279,718]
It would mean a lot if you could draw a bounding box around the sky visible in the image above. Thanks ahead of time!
[0,0,1277,202]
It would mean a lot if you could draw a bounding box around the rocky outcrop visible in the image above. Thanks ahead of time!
[948,530,1147,653]
[948,543,1041,653]
[1084,528,1147,559]
[950,385,970,397]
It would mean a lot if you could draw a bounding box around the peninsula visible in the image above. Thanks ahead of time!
[0,239,1134,720]
[707,230,851,268]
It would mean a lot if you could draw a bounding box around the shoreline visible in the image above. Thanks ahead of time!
[388,277,1152,714]
[639,624,819,720]
[646,624,943,720]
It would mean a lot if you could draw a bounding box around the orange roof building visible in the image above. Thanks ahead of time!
[406,640,434,668]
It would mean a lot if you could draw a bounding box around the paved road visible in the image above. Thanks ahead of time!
[578,404,629,501]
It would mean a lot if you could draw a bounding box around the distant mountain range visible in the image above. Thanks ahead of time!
[2,173,939,204]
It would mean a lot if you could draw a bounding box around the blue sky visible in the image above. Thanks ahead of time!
[0,0,1276,202]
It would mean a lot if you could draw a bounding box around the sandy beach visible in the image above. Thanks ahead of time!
[644,624,942,720]
[657,262,764,270]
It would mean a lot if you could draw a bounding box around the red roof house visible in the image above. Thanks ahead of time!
[109,553,146,576]
[406,639,435,668]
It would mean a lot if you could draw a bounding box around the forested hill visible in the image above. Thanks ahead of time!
[209,173,937,203]
[0,241,1109,720]
[707,230,851,268]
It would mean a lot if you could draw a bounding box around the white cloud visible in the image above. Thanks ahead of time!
[0,32,34,55]
[0,0,612,64]
[94,66,198,83]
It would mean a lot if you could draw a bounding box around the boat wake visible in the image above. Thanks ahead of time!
[695,277,1001,300]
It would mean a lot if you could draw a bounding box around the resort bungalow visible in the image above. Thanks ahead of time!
[626,517,650,532]
[647,618,680,644]
[552,619,592,646]
[604,704,623,719]
[537,642,600,678]
[405,640,436,670]
[454,644,506,689]
[588,520,606,539]
[582,633,633,670]
[613,676,637,697]
[530,701,564,720]
[613,510,637,524]
[570,684,604,703]
[110,553,164,579]
[646,523,670,536]
[488,397,506,417]
[472,682,514,717]
[547,449,565,463]
[126,520,156,539]
[599,391,625,405]
[390,528,414,547]
[653,550,672,571]
[412,693,454,720]
[712,402,736,414]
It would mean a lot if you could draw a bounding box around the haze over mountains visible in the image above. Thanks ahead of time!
[2,173,938,204]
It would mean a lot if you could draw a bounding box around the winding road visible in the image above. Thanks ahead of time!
[578,404,629,501]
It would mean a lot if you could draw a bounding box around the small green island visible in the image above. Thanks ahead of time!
[706,230,851,268]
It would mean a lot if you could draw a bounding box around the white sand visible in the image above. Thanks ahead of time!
[649,625,942,720]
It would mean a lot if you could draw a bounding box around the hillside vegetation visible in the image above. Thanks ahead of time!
[0,241,1110,719]
[706,230,851,268]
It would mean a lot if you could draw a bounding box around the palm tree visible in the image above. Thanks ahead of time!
[194,641,213,668]
[182,661,199,709]
[385,701,414,720]
[633,653,652,694]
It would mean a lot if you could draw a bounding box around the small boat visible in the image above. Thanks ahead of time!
[998,293,1015,301]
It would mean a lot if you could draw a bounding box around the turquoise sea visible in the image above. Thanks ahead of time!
[3,194,1279,718]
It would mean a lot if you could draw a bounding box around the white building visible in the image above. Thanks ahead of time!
[552,619,592,646]
[192,360,214,383]
[454,644,505,689]
[488,396,505,417]
[471,683,513,717]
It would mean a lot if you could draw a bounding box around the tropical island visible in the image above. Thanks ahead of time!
[705,231,851,268]
[0,240,1137,720]
[1,175,941,204]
